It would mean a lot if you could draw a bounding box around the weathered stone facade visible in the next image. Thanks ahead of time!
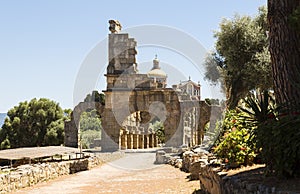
[65,20,213,151]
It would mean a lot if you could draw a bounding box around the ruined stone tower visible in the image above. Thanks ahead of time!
[64,20,214,151]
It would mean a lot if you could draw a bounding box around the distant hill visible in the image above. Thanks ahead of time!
[0,113,7,127]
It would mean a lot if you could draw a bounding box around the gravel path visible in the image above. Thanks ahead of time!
[13,152,200,194]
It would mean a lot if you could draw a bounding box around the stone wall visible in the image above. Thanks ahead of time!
[0,152,124,193]
[167,149,296,194]
[167,147,212,180]
[198,164,298,194]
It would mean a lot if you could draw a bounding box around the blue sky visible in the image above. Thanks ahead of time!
[0,0,267,113]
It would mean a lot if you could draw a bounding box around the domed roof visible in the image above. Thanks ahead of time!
[147,68,167,78]
[147,55,167,78]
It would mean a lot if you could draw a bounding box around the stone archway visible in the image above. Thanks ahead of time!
[65,21,219,151]
[64,102,105,148]
[64,95,218,150]
[100,89,182,151]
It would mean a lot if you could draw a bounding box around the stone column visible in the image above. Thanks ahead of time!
[144,134,149,149]
[127,133,133,149]
[153,134,158,147]
[120,131,127,150]
[149,134,154,148]
[138,135,144,149]
[193,130,197,147]
[133,134,139,149]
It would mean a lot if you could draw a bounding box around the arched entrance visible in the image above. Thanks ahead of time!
[100,89,182,151]
[65,98,217,151]
[64,102,104,148]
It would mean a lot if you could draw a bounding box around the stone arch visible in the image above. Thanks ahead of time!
[64,94,217,150]
[198,101,225,145]
[100,89,182,150]
[64,102,105,148]
[128,90,182,147]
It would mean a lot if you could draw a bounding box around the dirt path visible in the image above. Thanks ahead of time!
[13,152,200,194]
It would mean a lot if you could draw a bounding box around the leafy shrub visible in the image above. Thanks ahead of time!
[213,110,257,167]
[257,115,300,177]
[150,121,165,143]
[215,128,257,167]
[239,90,275,123]
[214,90,300,176]
[81,130,101,149]
[240,90,300,177]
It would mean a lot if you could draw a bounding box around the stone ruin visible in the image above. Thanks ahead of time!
[64,20,217,151]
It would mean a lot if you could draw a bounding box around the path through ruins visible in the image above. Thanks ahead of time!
[13,151,200,194]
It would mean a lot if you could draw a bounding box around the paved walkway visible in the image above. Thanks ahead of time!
[13,152,200,194]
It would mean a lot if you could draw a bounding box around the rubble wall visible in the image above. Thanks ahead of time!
[199,165,293,194]
[0,152,124,193]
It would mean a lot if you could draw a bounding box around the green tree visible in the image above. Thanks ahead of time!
[255,0,300,178]
[0,98,65,149]
[84,90,105,105]
[79,110,102,132]
[150,121,165,143]
[204,7,272,109]
[63,108,72,121]
[268,0,300,111]
[79,110,102,148]
[81,130,101,149]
